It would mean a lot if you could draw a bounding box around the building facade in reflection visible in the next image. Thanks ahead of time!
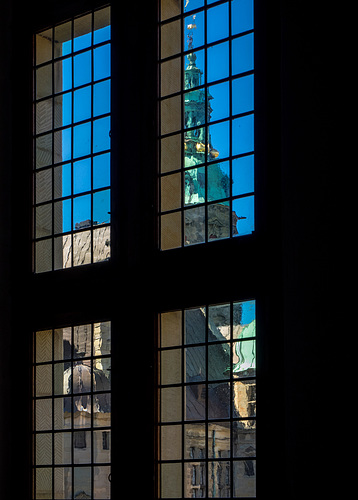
[159,302,256,498]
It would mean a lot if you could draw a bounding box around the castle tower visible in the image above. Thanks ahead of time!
[183,21,238,242]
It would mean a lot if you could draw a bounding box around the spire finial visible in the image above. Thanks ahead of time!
[186,14,197,51]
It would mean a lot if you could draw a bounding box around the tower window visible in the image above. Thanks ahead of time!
[159,0,254,250]
[33,6,111,272]
[158,300,256,498]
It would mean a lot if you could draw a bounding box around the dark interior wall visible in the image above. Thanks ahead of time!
[0,1,346,498]
[280,4,344,497]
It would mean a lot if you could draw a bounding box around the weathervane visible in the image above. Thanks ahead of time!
[187,14,197,50]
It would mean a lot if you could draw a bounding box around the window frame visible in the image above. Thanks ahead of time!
[0,0,283,498]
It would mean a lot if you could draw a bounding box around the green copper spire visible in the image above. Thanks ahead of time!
[184,18,230,206]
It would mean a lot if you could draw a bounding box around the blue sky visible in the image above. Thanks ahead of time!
[60,26,111,231]
[183,0,254,235]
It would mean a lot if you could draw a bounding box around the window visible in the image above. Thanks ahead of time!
[159,0,254,250]
[33,321,111,499]
[33,6,111,272]
[158,300,256,498]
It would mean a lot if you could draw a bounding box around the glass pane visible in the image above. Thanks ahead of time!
[54,397,72,430]
[54,199,71,234]
[73,230,91,266]
[94,7,111,43]
[208,421,230,458]
[184,10,205,48]
[184,49,205,89]
[161,95,181,135]
[207,161,230,202]
[161,386,182,422]
[73,122,91,158]
[185,307,206,345]
[185,346,206,382]
[36,133,52,169]
[184,462,206,498]
[232,0,254,36]
[208,120,230,160]
[55,235,72,269]
[232,114,254,156]
[208,461,230,497]
[73,194,91,229]
[74,430,91,463]
[161,173,181,212]
[36,468,52,499]
[233,339,256,377]
[161,310,182,348]
[184,422,206,459]
[161,463,182,498]
[208,382,230,419]
[186,383,206,420]
[161,19,181,59]
[184,205,205,246]
[74,13,92,51]
[54,362,70,395]
[161,348,182,385]
[233,460,256,497]
[93,393,111,428]
[73,158,91,195]
[94,466,111,499]
[36,398,52,431]
[93,430,111,463]
[36,365,52,397]
[36,433,52,465]
[54,21,72,58]
[36,98,53,134]
[36,29,53,64]
[93,153,110,189]
[74,51,92,87]
[36,64,52,99]
[208,343,230,381]
[93,321,111,355]
[54,432,72,465]
[207,41,229,83]
[94,44,111,81]
[74,86,91,123]
[184,166,205,206]
[208,201,230,241]
[93,226,111,263]
[54,467,72,499]
[36,330,52,363]
[161,133,181,173]
[54,93,72,128]
[35,239,52,273]
[94,80,111,116]
[232,33,254,76]
[233,300,256,338]
[208,303,231,341]
[36,204,52,239]
[36,169,52,204]
[233,380,256,418]
[161,57,181,97]
[93,189,111,225]
[232,420,256,458]
[207,2,229,44]
[208,81,229,122]
[232,74,254,115]
[74,467,92,498]
[232,195,254,236]
[232,155,254,197]
[161,212,182,250]
[93,116,111,153]
[161,425,182,460]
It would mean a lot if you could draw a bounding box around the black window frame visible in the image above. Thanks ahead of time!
[0,1,283,499]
